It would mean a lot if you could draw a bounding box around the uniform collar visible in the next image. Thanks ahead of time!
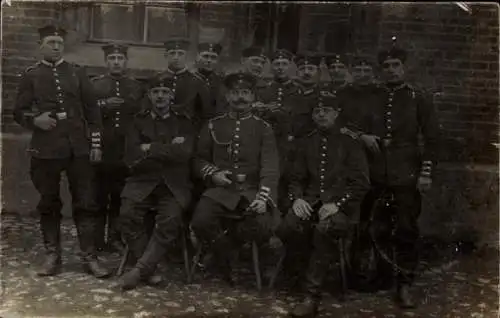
[151,109,171,120]
[274,78,292,86]
[318,125,338,137]
[41,58,64,67]
[166,66,188,75]
[107,72,126,80]
[228,110,252,120]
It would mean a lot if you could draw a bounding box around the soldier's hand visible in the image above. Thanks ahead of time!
[140,143,151,152]
[212,170,232,186]
[360,134,380,153]
[249,199,266,214]
[33,112,57,130]
[292,198,313,220]
[171,136,185,144]
[318,203,339,221]
[417,176,432,192]
[90,148,102,163]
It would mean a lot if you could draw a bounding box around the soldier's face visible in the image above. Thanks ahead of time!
[297,64,319,84]
[39,35,64,62]
[105,53,127,75]
[166,49,187,70]
[197,51,219,71]
[226,88,255,112]
[312,106,339,129]
[271,58,291,79]
[148,87,173,110]
[352,64,374,84]
[243,56,266,77]
[381,58,405,83]
[328,62,349,82]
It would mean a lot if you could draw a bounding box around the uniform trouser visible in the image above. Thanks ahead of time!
[301,212,351,300]
[190,197,274,269]
[360,182,422,286]
[275,212,315,278]
[119,183,183,274]
[30,156,99,260]
[95,163,128,247]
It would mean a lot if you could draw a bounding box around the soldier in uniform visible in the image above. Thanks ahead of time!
[253,49,301,212]
[156,38,211,128]
[91,43,144,253]
[13,25,109,278]
[190,72,280,283]
[356,38,439,308]
[284,104,370,317]
[241,46,271,89]
[117,76,196,290]
[193,42,226,119]
[324,53,352,91]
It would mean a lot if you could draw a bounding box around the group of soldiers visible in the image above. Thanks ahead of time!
[13,24,438,317]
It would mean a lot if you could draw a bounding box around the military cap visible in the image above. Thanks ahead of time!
[38,25,67,39]
[223,72,257,90]
[294,54,322,68]
[102,43,128,57]
[324,53,349,67]
[147,76,175,91]
[164,38,190,52]
[377,36,407,65]
[270,49,294,62]
[198,42,222,55]
[241,46,267,59]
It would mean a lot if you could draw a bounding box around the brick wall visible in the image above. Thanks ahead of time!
[1,1,60,119]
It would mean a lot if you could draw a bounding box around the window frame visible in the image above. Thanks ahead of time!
[86,1,189,48]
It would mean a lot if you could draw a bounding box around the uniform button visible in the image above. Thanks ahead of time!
[174,76,177,80]
[320,189,325,193]
[116,111,120,115]
[387,111,392,115]
[235,127,240,132]
[387,104,392,107]
[234,150,239,155]
[55,79,60,83]
[235,135,239,139]
[322,146,327,150]
[52,68,57,72]
[322,153,326,157]
[235,143,239,147]
[322,138,327,142]
[321,160,325,164]
[320,175,324,180]
[115,124,120,128]
[116,81,119,85]
[236,121,240,125]
[116,92,121,97]
[387,125,392,130]
[57,86,61,90]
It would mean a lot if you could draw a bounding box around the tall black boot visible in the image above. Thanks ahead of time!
[95,210,107,252]
[120,238,166,291]
[107,210,125,254]
[37,214,62,276]
[74,211,111,278]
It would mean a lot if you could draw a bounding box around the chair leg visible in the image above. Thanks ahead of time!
[181,229,192,283]
[190,244,203,280]
[338,238,348,299]
[268,246,286,289]
[116,245,130,277]
[252,241,262,291]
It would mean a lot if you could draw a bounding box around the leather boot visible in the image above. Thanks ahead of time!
[290,296,319,317]
[107,209,125,253]
[75,212,111,278]
[95,211,107,252]
[136,238,167,287]
[119,268,142,291]
[396,284,416,309]
[37,214,62,276]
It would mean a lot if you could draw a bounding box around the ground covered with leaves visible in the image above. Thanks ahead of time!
[0,213,498,318]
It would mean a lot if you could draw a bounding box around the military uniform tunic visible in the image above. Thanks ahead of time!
[91,73,144,164]
[192,69,226,120]
[14,59,102,159]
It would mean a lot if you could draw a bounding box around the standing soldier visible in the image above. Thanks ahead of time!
[13,25,109,278]
[284,104,370,317]
[118,76,196,290]
[254,49,301,211]
[157,38,210,128]
[357,38,439,308]
[324,53,352,92]
[241,46,271,89]
[91,43,144,253]
[193,42,226,119]
[190,72,279,283]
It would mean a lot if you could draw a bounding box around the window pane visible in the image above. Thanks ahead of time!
[92,4,143,42]
[146,6,188,43]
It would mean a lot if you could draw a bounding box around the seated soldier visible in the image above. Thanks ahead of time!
[117,76,196,290]
[190,72,280,284]
[281,105,370,317]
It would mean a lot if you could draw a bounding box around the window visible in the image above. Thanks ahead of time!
[89,2,189,45]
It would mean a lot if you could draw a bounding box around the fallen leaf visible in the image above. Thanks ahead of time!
[332,303,342,308]
[133,311,152,318]
[271,305,288,314]
[165,301,181,308]
[215,308,230,313]
[403,312,417,317]
[93,295,109,302]
[210,300,223,306]
[185,306,196,312]
[477,278,490,284]
[112,296,125,302]
[90,288,114,294]
[360,308,373,313]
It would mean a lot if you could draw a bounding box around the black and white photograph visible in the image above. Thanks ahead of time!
[0,1,498,317]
